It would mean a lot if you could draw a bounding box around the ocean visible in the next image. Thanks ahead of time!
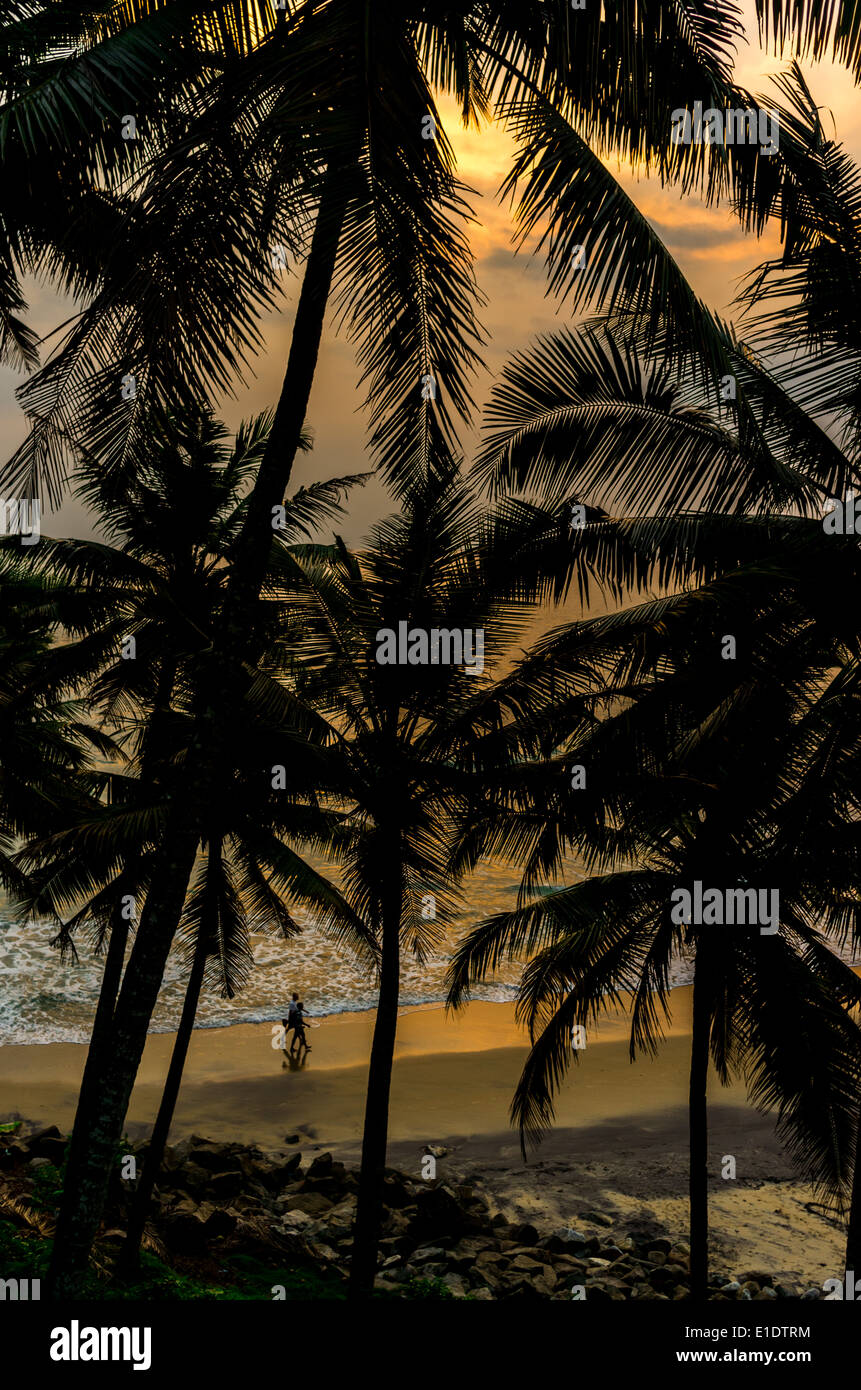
[1,862,856,1046]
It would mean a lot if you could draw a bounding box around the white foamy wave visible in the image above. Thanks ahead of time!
[0,859,544,1045]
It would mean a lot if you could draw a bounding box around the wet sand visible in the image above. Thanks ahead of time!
[0,992,846,1288]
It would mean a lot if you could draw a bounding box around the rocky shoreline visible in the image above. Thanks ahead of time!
[0,1123,832,1299]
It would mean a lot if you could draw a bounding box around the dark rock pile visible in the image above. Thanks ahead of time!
[0,1126,826,1299]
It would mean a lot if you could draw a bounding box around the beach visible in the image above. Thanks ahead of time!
[0,990,844,1290]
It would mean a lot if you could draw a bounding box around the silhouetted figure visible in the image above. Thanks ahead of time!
[290,1001,313,1054]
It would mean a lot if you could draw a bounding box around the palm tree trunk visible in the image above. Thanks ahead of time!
[74,656,176,1123]
[844,1101,861,1282]
[78,903,128,1094]
[46,165,354,1298]
[689,950,710,1298]
[47,826,200,1298]
[223,159,354,629]
[119,920,209,1278]
[348,876,402,1299]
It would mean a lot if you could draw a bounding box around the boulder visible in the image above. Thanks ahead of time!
[185,1139,241,1174]
[306,1152,335,1177]
[197,1201,237,1238]
[410,1185,468,1241]
[283,1191,334,1218]
[381,1174,413,1209]
[176,1161,212,1197]
[207,1170,244,1200]
[162,1203,207,1254]
[410,1245,448,1266]
[28,1135,66,1166]
[508,1222,539,1246]
[738,1269,774,1288]
[581,1210,614,1229]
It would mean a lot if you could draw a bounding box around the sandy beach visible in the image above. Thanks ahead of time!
[0,990,845,1289]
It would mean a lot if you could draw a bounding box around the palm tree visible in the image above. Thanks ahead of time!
[443,56,861,1294]
[446,569,861,1296]
[6,405,372,1284]
[266,454,573,1298]
[6,0,858,1296]
[0,556,113,897]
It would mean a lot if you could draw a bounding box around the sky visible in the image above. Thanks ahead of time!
[1,1,859,547]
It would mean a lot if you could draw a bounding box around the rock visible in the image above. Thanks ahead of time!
[472,1260,508,1291]
[306,1152,334,1177]
[802,1288,822,1300]
[647,1250,667,1266]
[207,1169,243,1200]
[302,1173,353,1201]
[283,1191,334,1218]
[373,1276,401,1294]
[544,1231,590,1256]
[26,1125,61,1146]
[775,1281,801,1299]
[557,1227,587,1244]
[470,1286,493,1300]
[28,1156,52,1170]
[381,1174,413,1209]
[27,1135,66,1165]
[410,1245,448,1266]
[424,1145,448,1159]
[197,1202,237,1238]
[285,1134,301,1145]
[508,1222,539,1246]
[503,1273,555,1299]
[177,1161,212,1197]
[722,1281,742,1295]
[279,1210,315,1233]
[246,1152,302,1191]
[162,1205,207,1254]
[475,1250,508,1269]
[439,1272,467,1298]
[581,1210,614,1228]
[739,1269,773,1288]
[411,1185,468,1241]
[185,1140,241,1174]
[582,1281,625,1302]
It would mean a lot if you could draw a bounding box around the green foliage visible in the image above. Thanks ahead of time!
[29,1161,64,1215]
[0,1218,50,1278]
[396,1275,456,1301]
[0,1221,346,1300]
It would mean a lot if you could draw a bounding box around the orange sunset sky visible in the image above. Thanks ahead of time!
[1,0,859,545]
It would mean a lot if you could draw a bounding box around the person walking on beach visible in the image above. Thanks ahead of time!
[290,1000,313,1054]
[281,993,300,1047]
